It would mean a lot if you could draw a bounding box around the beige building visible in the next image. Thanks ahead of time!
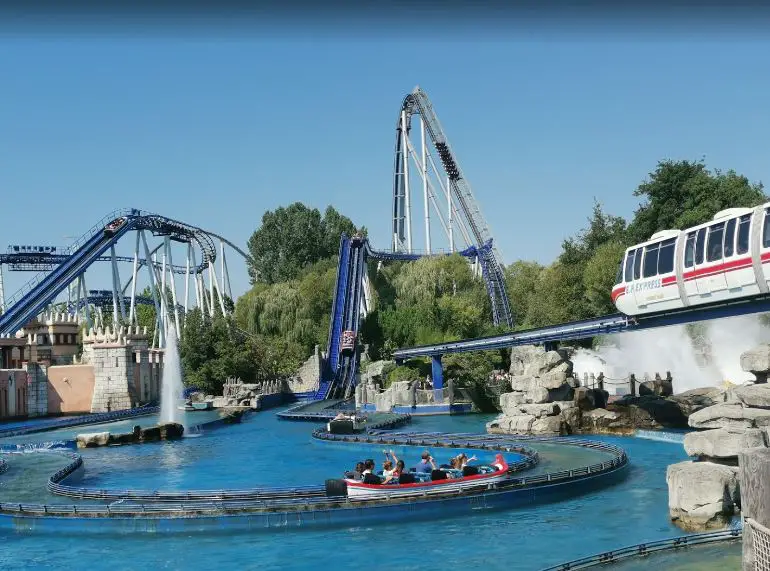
[0,312,163,420]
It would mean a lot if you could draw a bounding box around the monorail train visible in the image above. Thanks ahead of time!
[612,205,770,316]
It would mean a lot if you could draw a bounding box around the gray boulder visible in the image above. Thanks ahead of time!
[683,427,767,460]
[509,346,546,376]
[536,370,569,390]
[730,383,770,409]
[668,387,726,417]
[523,350,567,377]
[525,387,550,404]
[499,392,527,416]
[76,431,111,448]
[519,403,560,418]
[667,461,740,531]
[487,414,535,434]
[510,375,534,392]
[531,415,564,435]
[689,403,770,429]
[741,344,770,382]
[561,407,581,433]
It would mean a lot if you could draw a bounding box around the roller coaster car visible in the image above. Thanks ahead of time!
[351,233,365,246]
[340,330,356,353]
[104,217,127,236]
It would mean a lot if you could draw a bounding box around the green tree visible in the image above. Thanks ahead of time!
[246,202,359,284]
[626,159,767,243]
[582,241,628,316]
[503,260,544,329]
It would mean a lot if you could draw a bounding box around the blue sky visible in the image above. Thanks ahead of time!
[2,35,769,300]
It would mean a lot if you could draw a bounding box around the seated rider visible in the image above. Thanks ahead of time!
[382,449,399,477]
[383,459,405,484]
[415,451,437,474]
[346,461,365,480]
[456,453,478,470]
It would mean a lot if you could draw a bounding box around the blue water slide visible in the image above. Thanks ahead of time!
[0,219,135,335]
[313,235,351,400]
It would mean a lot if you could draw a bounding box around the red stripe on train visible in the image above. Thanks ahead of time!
[614,253,770,302]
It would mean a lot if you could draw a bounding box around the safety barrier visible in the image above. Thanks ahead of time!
[539,527,742,570]
[314,430,628,488]
[0,428,628,524]
[0,406,159,438]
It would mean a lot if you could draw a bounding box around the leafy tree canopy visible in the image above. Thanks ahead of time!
[626,159,766,243]
[246,202,360,284]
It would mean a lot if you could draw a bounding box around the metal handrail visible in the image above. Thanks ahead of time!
[539,528,742,570]
[2,430,626,518]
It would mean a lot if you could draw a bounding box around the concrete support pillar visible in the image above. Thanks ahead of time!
[543,341,557,352]
[740,447,770,571]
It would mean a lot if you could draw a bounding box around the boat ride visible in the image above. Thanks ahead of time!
[326,453,509,500]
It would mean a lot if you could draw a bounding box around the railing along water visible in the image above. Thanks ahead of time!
[2,432,629,519]
[539,528,742,570]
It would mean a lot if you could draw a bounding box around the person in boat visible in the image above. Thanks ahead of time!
[382,449,398,478]
[456,453,478,470]
[345,461,365,480]
[382,459,405,484]
[439,457,458,470]
[362,459,375,475]
[415,451,437,474]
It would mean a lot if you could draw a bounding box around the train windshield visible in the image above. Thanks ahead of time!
[615,260,624,284]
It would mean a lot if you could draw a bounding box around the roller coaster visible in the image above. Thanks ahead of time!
[0,208,251,348]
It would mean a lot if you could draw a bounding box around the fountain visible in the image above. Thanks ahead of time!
[160,325,185,426]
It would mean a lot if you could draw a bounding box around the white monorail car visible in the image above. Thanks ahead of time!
[612,205,770,316]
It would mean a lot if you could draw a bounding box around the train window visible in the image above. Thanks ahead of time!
[738,214,751,254]
[695,228,706,265]
[684,233,696,268]
[633,247,643,280]
[643,243,660,278]
[624,250,635,282]
[724,218,736,257]
[658,238,676,274]
[707,222,725,262]
[764,209,770,248]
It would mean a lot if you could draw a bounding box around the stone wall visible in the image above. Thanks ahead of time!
[287,347,322,394]
[90,344,136,412]
[667,343,770,531]
[47,365,96,414]
[25,362,48,417]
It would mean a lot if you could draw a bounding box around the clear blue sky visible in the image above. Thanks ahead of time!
[2,34,769,299]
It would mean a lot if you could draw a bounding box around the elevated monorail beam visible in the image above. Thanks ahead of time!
[392,293,770,359]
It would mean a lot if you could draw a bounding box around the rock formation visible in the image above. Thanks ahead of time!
[75,422,184,448]
[487,345,691,436]
[667,343,770,531]
[487,346,578,435]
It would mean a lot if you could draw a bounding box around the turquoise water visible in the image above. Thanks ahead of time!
[0,409,695,570]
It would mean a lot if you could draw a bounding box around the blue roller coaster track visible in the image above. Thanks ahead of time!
[313,234,510,400]
[0,208,224,336]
